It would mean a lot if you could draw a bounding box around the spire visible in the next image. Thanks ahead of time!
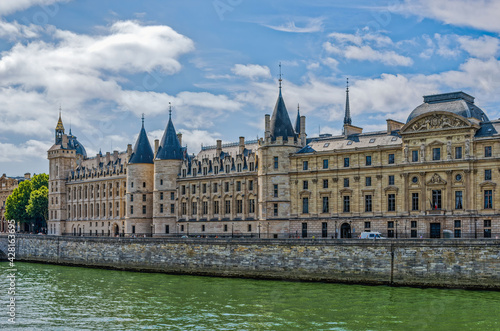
[294,103,301,134]
[55,108,64,131]
[129,117,154,164]
[156,104,182,160]
[269,70,296,141]
[278,62,282,94]
[344,78,351,126]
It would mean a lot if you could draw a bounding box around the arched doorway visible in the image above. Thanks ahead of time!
[113,224,119,237]
[340,223,351,238]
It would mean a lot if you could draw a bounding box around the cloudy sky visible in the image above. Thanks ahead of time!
[1,0,500,175]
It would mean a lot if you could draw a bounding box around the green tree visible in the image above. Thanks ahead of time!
[26,186,48,232]
[5,180,32,223]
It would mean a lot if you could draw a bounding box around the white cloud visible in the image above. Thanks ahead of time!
[231,64,271,80]
[0,20,41,39]
[458,35,500,59]
[396,0,500,33]
[0,139,51,163]
[264,17,324,33]
[0,0,69,16]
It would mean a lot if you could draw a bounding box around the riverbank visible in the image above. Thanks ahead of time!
[3,235,500,290]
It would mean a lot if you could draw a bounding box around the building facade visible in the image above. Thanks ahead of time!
[47,85,500,239]
[0,173,31,232]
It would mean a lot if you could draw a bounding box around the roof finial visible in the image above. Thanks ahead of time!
[169,102,172,119]
[343,77,352,130]
[141,113,145,127]
[278,62,282,91]
[297,103,300,111]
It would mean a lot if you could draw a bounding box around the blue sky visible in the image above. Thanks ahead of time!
[1,0,500,175]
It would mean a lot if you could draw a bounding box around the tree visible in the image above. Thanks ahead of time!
[4,173,48,233]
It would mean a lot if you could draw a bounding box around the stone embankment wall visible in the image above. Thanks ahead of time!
[3,235,500,290]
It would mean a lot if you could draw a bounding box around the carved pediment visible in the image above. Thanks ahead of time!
[427,173,447,185]
[384,186,399,193]
[401,112,474,134]
[339,188,353,195]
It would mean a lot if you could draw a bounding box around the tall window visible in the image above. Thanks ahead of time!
[181,202,186,214]
[388,175,395,186]
[249,180,254,191]
[236,181,241,191]
[191,202,197,215]
[455,191,463,209]
[432,148,440,161]
[432,190,442,209]
[274,184,278,197]
[274,157,279,169]
[485,146,492,157]
[485,169,492,181]
[171,192,175,200]
[142,205,146,214]
[344,157,350,167]
[365,195,372,212]
[388,153,395,164]
[213,201,219,214]
[225,200,231,214]
[224,182,229,192]
[454,220,461,238]
[249,162,255,171]
[323,159,329,169]
[192,185,196,194]
[365,155,372,166]
[203,201,208,214]
[412,150,419,162]
[484,190,493,209]
[237,200,243,214]
[366,177,372,187]
[249,199,255,213]
[302,197,309,214]
[303,161,308,170]
[160,204,163,213]
[484,220,492,238]
[273,203,278,216]
[455,147,462,159]
[303,181,308,190]
[213,183,218,193]
[344,178,349,188]
[322,197,329,213]
[203,183,207,193]
[412,193,419,211]
[343,196,350,212]
[388,194,396,211]
[323,179,328,189]
[160,192,163,200]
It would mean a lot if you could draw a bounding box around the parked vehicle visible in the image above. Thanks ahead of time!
[359,232,385,239]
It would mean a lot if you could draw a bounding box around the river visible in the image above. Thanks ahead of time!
[1,262,499,330]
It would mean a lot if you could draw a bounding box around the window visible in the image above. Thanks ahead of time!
[203,201,208,214]
[323,159,328,169]
[303,181,308,190]
[365,195,372,212]
[432,148,440,161]
[237,200,243,214]
[170,204,175,214]
[412,193,419,211]
[455,191,463,209]
[202,225,205,232]
[160,192,163,200]
[347,141,353,145]
[411,221,417,228]
[484,219,491,227]
[485,169,492,181]
[171,192,175,200]
[249,162,255,171]
[324,143,330,147]
[485,146,492,157]
[143,182,146,188]
[484,190,493,209]
[203,183,207,194]
[344,157,350,167]
[236,181,241,191]
[274,184,278,197]
[160,204,163,213]
[343,196,350,212]
[455,147,462,159]
[303,161,308,170]
[322,222,328,238]
[213,201,219,214]
[387,221,394,238]
[388,175,395,186]
[412,150,419,162]
[454,220,461,228]
[249,199,255,213]
[224,182,229,192]
[165,225,169,234]
[249,180,254,191]
[130,194,134,202]
[130,206,133,214]
[213,183,218,193]
[454,228,461,238]
[323,179,328,189]
[225,165,230,173]
[142,194,146,202]
[182,202,187,215]
[273,203,278,216]
[214,167,218,175]
[369,138,375,143]
[344,178,349,188]
[224,224,228,232]
[181,185,186,195]
[388,194,396,211]
[132,225,135,234]
[181,225,184,232]
[160,179,163,186]
[192,185,196,194]
[322,197,329,213]
[248,224,252,232]
[432,190,442,209]
[302,197,309,213]
[142,205,146,214]
[131,182,134,188]
[388,154,395,164]
[274,157,279,169]
[365,155,372,166]
[364,222,371,229]
[484,220,492,238]
[182,169,187,177]
[366,177,372,187]
[225,200,231,214]
[237,164,242,172]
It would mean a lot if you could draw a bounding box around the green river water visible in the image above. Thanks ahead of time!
[1,262,499,330]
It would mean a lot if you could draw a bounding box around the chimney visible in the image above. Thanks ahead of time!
[154,139,159,154]
[216,139,222,156]
[386,119,404,134]
[126,144,132,161]
[300,115,306,146]
[96,153,101,165]
[265,114,271,140]
[113,150,118,161]
[239,136,245,154]
[105,152,110,165]
[177,133,182,146]
[24,173,31,180]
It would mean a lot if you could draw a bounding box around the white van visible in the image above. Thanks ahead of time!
[359,231,384,239]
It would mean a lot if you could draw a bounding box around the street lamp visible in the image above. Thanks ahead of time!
[349,221,352,238]
[395,220,398,239]
[267,222,270,239]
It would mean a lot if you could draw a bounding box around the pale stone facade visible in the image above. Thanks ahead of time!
[47,88,500,239]
[0,173,31,232]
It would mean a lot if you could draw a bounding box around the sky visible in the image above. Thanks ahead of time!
[1,0,500,176]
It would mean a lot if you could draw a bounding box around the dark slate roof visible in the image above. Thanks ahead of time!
[270,89,296,141]
[129,123,154,164]
[407,92,489,123]
[67,133,87,157]
[156,116,182,160]
[294,106,301,134]
[297,145,316,154]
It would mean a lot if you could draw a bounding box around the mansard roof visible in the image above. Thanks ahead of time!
[156,115,183,160]
[129,121,154,164]
[270,89,296,141]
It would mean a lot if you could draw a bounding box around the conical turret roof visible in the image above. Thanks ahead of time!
[56,112,64,131]
[270,88,296,141]
[129,118,154,164]
[156,110,182,160]
[294,104,301,134]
